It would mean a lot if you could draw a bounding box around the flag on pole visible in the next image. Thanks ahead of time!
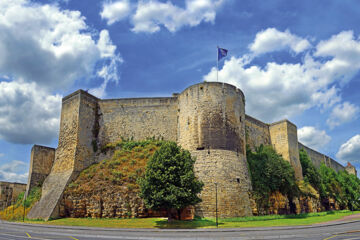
[217,47,228,61]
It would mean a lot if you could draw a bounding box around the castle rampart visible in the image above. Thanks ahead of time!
[0,181,26,210]
[98,97,178,144]
[245,114,272,149]
[26,82,357,220]
[26,145,55,197]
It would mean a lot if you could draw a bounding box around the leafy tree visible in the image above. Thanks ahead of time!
[247,145,299,214]
[138,141,203,220]
[299,149,321,191]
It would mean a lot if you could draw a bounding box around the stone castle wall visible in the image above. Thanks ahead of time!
[0,181,26,210]
[26,82,355,220]
[245,114,272,150]
[26,145,55,197]
[298,143,345,172]
[269,120,303,180]
[98,97,178,144]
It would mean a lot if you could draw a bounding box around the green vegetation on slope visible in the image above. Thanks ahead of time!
[0,187,41,221]
[299,149,360,210]
[66,139,164,195]
[246,145,299,214]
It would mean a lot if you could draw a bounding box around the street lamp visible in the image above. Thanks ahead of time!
[215,182,218,228]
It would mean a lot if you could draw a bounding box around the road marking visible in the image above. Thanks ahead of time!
[323,235,338,240]
[26,232,32,238]
[69,237,79,240]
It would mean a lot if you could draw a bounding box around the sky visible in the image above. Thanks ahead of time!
[0,0,360,183]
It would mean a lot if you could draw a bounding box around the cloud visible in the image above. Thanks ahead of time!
[0,0,120,90]
[101,0,225,33]
[0,81,61,144]
[90,55,122,98]
[298,126,331,151]
[336,134,360,164]
[0,160,28,183]
[315,30,360,85]
[0,153,4,158]
[326,102,359,129]
[101,0,132,25]
[204,29,360,123]
[249,28,311,56]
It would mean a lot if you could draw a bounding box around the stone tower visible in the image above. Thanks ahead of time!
[27,90,99,220]
[177,82,253,218]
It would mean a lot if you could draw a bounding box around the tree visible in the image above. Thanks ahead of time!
[299,149,321,191]
[246,145,299,214]
[138,141,203,220]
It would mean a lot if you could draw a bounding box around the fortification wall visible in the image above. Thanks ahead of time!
[269,120,303,180]
[178,82,252,217]
[0,182,26,209]
[98,97,178,144]
[26,145,55,197]
[245,115,271,149]
[298,143,345,172]
[346,163,357,175]
[28,90,98,220]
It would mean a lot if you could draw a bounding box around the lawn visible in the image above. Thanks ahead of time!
[21,210,359,229]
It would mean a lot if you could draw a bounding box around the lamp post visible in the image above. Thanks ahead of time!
[23,194,26,222]
[215,182,218,228]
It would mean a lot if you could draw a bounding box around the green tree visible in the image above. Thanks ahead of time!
[138,141,203,220]
[299,149,321,190]
[247,145,299,214]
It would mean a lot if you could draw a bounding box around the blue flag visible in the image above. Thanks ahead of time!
[218,47,228,61]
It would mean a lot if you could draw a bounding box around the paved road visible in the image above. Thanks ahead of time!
[0,219,360,240]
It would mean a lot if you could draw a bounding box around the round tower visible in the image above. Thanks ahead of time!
[177,82,252,218]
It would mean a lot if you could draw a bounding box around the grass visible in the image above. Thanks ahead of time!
[0,187,41,221]
[65,139,164,195]
[20,210,359,229]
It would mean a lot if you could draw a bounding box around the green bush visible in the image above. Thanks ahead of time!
[246,145,299,214]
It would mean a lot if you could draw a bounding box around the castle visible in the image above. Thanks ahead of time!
[6,81,354,220]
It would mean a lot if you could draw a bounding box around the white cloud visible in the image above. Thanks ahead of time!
[90,55,122,98]
[298,126,331,151]
[326,102,359,129]
[101,0,225,33]
[336,134,360,164]
[0,81,61,144]
[0,0,123,145]
[315,31,360,85]
[0,153,4,158]
[101,0,132,25]
[0,160,28,183]
[0,0,120,90]
[204,29,360,124]
[249,28,311,56]
[97,30,117,58]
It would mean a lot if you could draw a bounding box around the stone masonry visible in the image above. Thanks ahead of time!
[0,181,26,210]
[26,82,358,220]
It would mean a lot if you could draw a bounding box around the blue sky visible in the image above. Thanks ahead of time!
[0,0,360,182]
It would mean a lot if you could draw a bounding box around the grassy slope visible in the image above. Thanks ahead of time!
[24,210,360,229]
[65,140,163,195]
[0,187,41,221]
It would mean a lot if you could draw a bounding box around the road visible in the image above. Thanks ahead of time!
[0,219,360,240]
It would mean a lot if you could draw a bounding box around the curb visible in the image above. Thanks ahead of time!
[2,219,360,232]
